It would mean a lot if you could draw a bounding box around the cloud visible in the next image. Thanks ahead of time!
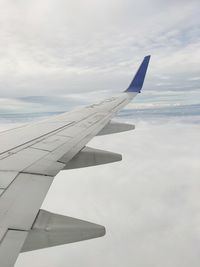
[13,117,200,267]
[0,90,112,116]
[0,0,199,97]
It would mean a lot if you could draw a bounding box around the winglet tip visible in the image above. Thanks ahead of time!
[143,55,151,62]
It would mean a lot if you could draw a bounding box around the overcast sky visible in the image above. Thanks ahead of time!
[0,0,199,101]
[0,1,200,267]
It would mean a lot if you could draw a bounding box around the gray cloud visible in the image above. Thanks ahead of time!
[0,0,199,97]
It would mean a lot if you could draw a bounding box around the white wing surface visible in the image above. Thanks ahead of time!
[0,56,150,267]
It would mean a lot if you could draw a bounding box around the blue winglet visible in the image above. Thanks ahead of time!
[125,55,151,93]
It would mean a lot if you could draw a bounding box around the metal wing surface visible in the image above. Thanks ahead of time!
[0,56,150,267]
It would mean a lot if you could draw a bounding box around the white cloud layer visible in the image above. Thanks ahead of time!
[13,118,200,267]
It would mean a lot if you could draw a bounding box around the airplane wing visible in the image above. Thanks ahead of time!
[0,56,150,267]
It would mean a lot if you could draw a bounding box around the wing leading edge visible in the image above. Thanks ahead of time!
[0,55,151,267]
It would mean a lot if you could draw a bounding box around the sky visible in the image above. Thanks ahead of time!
[0,0,199,266]
[0,0,199,105]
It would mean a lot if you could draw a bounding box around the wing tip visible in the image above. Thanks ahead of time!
[125,55,151,93]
